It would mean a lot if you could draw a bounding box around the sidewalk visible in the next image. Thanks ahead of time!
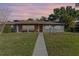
[32,32,48,56]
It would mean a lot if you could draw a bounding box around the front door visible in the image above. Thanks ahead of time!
[39,25,43,32]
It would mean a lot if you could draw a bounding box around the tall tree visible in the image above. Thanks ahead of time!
[48,14,58,21]
[48,6,77,32]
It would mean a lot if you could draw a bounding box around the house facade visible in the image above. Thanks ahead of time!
[6,21,65,32]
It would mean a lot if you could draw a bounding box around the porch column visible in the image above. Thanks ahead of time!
[34,24,39,32]
[49,25,52,32]
[52,25,54,32]
[16,25,19,32]
[19,25,22,32]
[38,24,39,32]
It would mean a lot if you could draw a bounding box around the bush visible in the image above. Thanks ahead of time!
[3,24,12,33]
[64,28,69,32]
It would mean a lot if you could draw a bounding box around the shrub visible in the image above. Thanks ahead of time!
[3,24,11,33]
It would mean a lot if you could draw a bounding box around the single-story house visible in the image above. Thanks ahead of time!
[5,21,65,32]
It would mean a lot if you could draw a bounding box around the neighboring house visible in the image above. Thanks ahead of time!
[75,3,79,10]
[5,20,65,32]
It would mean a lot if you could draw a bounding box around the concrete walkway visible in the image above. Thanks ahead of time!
[32,32,48,56]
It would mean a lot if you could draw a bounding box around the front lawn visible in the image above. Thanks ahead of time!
[44,32,79,56]
[0,32,37,56]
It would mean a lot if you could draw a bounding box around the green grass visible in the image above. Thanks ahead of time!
[44,32,79,56]
[0,32,37,56]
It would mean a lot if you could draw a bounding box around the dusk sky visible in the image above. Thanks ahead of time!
[0,3,75,21]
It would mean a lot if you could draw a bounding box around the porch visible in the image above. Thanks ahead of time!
[6,21,65,32]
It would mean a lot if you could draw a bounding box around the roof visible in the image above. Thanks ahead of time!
[0,21,65,25]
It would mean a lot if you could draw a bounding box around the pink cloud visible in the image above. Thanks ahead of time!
[8,3,75,20]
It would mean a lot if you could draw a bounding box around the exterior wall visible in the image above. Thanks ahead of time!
[22,25,34,32]
[43,25,52,32]
[11,24,64,32]
[54,25,64,32]
[43,25,64,32]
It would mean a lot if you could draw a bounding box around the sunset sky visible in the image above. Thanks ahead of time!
[0,3,75,21]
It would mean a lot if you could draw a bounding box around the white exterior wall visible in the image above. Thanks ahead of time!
[43,25,64,32]
[43,25,51,32]
[54,26,64,32]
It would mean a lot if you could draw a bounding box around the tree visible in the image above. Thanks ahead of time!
[40,16,47,21]
[27,18,34,21]
[54,8,60,16]
[36,18,40,21]
[48,6,77,32]
[0,8,11,33]
[62,14,76,31]
[76,10,79,20]
[60,7,66,14]
[48,7,66,22]
[66,6,76,18]
[48,14,58,21]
